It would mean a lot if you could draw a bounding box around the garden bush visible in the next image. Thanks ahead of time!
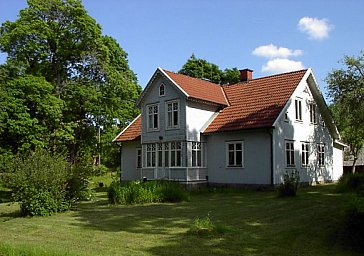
[4,149,92,216]
[108,180,189,205]
[336,173,364,195]
[277,170,300,197]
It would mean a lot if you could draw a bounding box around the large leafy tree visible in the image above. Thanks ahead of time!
[0,0,141,165]
[326,52,364,173]
[179,54,240,84]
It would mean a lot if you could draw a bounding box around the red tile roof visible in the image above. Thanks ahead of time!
[162,69,228,106]
[114,69,308,142]
[113,115,141,142]
[204,70,307,133]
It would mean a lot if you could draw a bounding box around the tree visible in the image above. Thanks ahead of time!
[0,67,66,154]
[326,52,364,173]
[0,0,141,162]
[179,54,240,84]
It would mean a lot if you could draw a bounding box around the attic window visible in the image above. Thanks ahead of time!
[295,99,302,121]
[159,84,165,96]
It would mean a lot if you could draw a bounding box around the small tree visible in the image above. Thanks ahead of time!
[326,52,364,173]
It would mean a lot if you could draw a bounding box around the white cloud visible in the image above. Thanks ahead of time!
[262,58,305,74]
[298,17,333,40]
[252,44,303,58]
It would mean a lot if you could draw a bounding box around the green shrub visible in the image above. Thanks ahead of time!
[336,173,364,194]
[5,149,71,216]
[277,170,300,197]
[5,149,92,216]
[108,180,189,205]
[339,194,364,249]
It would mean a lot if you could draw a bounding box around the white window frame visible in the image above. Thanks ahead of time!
[147,103,159,131]
[309,103,317,124]
[159,83,165,97]
[226,141,244,168]
[286,140,295,167]
[301,142,309,167]
[166,100,180,129]
[295,98,302,121]
[170,142,182,167]
[136,148,142,168]
[192,142,202,167]
[146,143,156,167]
[318,144,325,167]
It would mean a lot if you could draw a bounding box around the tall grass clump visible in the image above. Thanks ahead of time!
[108,180,189,205]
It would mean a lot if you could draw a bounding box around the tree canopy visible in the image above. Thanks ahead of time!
[179,54,240,85]
[326,52,364,172]
[0,0,141,167]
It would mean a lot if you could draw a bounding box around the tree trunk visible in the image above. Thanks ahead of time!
[351,157,357,174]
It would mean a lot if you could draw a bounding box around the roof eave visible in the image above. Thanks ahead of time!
[112,114,141,142]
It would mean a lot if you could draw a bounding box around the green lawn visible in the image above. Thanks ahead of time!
[0,184,360,256]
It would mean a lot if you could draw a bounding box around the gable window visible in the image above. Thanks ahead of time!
[284,111,289,122]
[295,99,302,121]
[301,142,309,167]
[309,103,317,124]
[146,144,156,167]
[286,141,295,167]
[170,142,182,167]
[192,142,202,167]
[166,100,179,129]
[318,144,325,166]
[147,104,159,130]
[226,141,244,167]
[159,84,165,97]
[136,148,142,168]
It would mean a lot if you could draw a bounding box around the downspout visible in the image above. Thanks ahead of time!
[115,142,123,183]
[267,128,274,186]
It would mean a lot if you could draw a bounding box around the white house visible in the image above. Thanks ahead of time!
[113,67,345,185]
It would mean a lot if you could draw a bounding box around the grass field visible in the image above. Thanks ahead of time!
[0,184,360,256]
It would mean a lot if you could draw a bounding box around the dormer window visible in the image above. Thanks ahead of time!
[159,84,165,97]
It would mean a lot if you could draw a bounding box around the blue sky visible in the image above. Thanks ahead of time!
[0,0,363,100]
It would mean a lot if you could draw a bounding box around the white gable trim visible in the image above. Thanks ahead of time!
[306,69,341,140]
[272,68,341,141]
[273,69,311,127]
[112,114,141,142]
[136,68,189,107]
[159,68,189,98]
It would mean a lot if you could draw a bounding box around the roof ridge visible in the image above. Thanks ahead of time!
[224,69,308,87]
[162,68,222,86]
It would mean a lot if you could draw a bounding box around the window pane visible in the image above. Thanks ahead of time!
[236,143,242,151]
[171,151,176,166]
[176,151,181,166]
[173,110,178,126]
[229,151,234,166]
[197,151,201,166]
[192,150,196,166]
[229,144,234,151]
[236,151,242,166]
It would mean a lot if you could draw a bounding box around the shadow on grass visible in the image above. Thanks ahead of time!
[0,190,12,203]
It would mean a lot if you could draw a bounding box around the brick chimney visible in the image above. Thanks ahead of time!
[239,69,253,82]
